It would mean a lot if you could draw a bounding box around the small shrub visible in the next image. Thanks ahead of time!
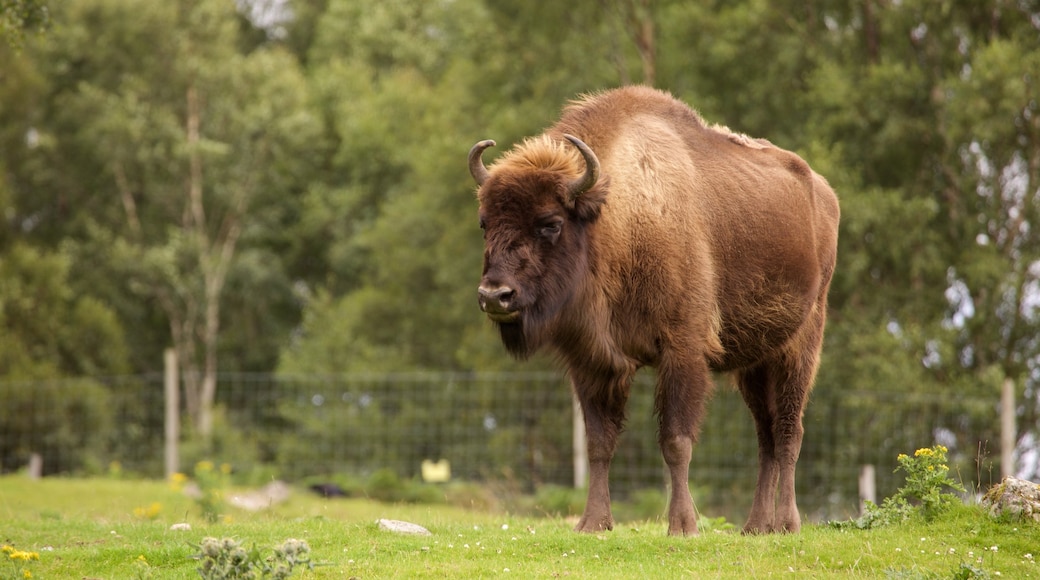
[193,537,313,580]
[443,482,500,511]
[895,445,965,519]
[365,468,406,502]
[190,461,231,523]
[533,485,585,517]
[611,488,667,523]
[839,445,965,529]
[401,481,447,504]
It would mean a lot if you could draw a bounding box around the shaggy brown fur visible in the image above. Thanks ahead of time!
[471,86,840,536]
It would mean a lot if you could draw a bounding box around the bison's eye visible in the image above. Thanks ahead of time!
[538,218,563,241]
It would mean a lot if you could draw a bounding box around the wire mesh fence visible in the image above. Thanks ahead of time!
[0,371,1008,523]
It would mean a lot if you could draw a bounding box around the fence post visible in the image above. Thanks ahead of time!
[572,393,588,488]
[1001,377,1015,478]
[28,453,42,480]
[858,464,876,516]
[164,348,180,479]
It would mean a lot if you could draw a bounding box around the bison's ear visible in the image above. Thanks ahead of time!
[570,175,609,223]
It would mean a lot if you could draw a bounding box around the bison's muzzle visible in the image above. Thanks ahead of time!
[478,284,520,323]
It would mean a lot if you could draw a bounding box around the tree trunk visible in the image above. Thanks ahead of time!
[862,0,880,65]
[629,0,656,86]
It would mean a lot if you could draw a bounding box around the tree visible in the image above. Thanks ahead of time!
[5,0,321,439]
[797,0,1040,478]
[282,0,678,374]
[0,242,129,379]
[0,0,48,48]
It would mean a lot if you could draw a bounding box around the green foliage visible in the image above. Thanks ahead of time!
[840,445,966,530]
[189,461,231,524]
[0,243,129,378]
[193,537,313,580]
[0,379,113,474]
[0,0,49,48]
[894,446,966,520]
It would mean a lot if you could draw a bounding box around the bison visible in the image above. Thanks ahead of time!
[468,86,839,536]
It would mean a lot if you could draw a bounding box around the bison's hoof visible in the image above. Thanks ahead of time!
[742,519,800,535]
[574,515,614,533]
[667,517,699,537]
[741,523,770,535]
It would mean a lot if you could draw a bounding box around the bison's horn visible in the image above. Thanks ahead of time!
[468,139,496,186]
[563,134,600,201]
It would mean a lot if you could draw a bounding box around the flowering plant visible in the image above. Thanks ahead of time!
[894,445,965,519]
[192,461,232,523]
[842,444,965,529]
[2,544,40,579]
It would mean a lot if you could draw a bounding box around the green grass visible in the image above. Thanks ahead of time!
[0,476,1036,578]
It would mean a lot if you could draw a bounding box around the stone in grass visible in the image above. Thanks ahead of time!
[377,519,431,536]
[981,476,1040,522]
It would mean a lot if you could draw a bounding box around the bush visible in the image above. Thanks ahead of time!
[837,445,965,530]
[0,379,113,474]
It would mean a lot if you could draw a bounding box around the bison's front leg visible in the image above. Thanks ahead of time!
[656,355,713,536]
[572,375,630,533]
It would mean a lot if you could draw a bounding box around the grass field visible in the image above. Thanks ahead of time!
[0,475,1036,578]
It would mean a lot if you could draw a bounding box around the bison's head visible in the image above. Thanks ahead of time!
[469,134,607,358]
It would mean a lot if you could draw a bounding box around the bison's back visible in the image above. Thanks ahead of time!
[554,86,839,370]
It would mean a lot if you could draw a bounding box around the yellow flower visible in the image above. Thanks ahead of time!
[1,545,14,554]
[196,460,214,473]
[22,569,32,579]
[133,502,162,520]
[897,454,909,461]
[914,447,933,457]
[169,472,188,491]
[7,550,39,561]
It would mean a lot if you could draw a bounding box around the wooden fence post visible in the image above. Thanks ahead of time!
[165,348,180,479]
[28,453,42,480]
[859,464,876,516]
[572,393,588,489]
[1001,377,1015,479]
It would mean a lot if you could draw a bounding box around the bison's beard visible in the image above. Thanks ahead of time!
[497,320,534,360]
[496,299,564,360]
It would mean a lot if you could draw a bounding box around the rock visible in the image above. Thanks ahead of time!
[228,480,292,511]
[377,519,431,536]
[981,476,1040,522]
[169,522,192,531]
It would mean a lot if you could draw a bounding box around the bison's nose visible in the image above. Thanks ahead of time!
[478,285,519,322]
[478,285,515,310]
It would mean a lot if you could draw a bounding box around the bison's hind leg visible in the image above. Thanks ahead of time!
[737,308,825,534]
